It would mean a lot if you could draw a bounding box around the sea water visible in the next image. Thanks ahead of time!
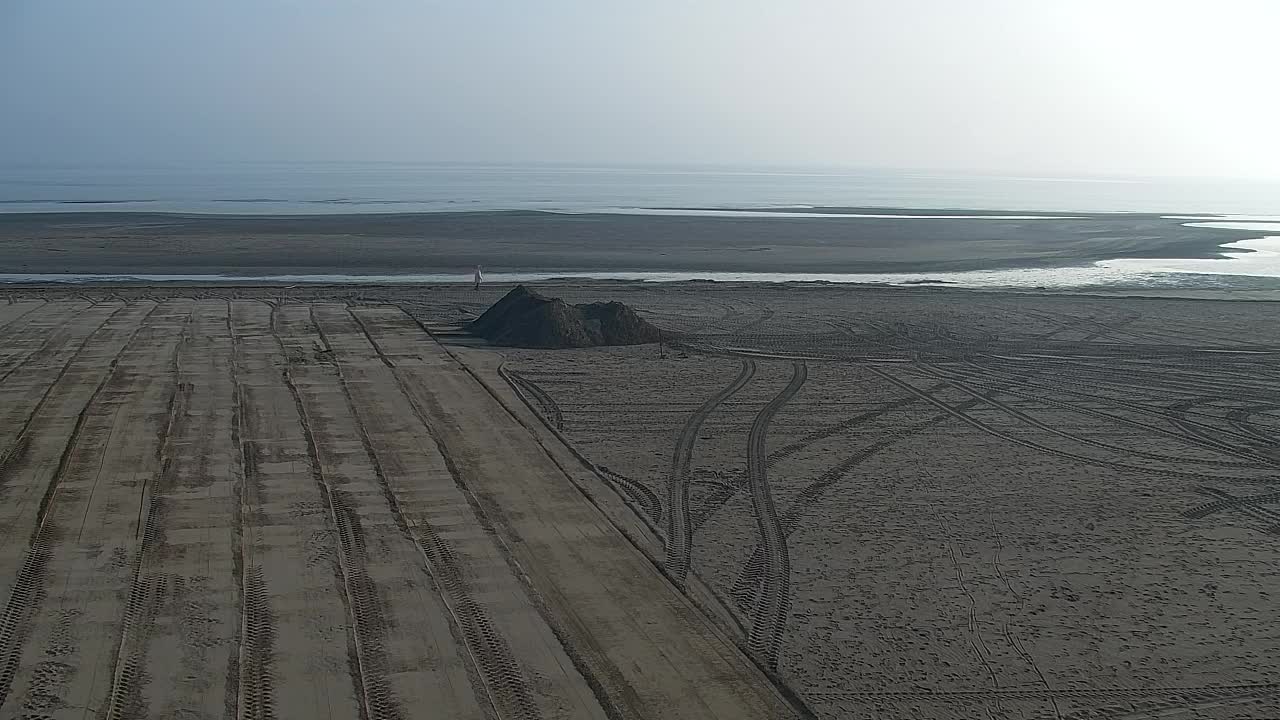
[4,161,1280,216]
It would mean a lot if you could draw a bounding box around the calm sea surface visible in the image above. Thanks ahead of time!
[3,162,1280,216]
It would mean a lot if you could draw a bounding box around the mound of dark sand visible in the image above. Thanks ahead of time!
[471,285,663,348]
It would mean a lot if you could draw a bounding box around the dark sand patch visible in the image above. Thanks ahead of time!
[0,210,1260,275]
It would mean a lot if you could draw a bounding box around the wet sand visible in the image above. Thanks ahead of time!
[0,210,1261,275]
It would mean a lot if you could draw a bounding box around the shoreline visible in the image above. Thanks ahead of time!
[0,262,1273,288]
[0,205,1213,220]
[2,278,1280,304]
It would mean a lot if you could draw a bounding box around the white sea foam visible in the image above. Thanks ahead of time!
[587,208,1083,219]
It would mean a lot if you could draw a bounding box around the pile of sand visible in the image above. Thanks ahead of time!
[471,285,663,348]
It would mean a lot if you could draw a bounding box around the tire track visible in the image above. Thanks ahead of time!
[666,359,755,586]
[1164,397,1253,457]
[1078,314,1142,343]
[0,303,159,711]
[689,380,945,536]
[508,371,564,431]
[765,386,937,466]
[238,566,275,720]
[713,300,748,333]
[986,353,1280,404]
[497,362,667,533]
[596,466,663,526]
[0,304,127,497]
[408,517,546,720]
[935,511,1001,697]
[1009,305,1247,348]
[960,359,1275,457]
[745,361,806,671]
[227,300,276,720]
[956,359,1275,458]
[498,365,665,527]
[0,437,31,491]
[804,681,1280,701]
[687,327,1274,542]
[939,362,1272,466]
[1187,487,1280,533]
[342,308,545,720]
[1003,623,1062,720]
[1132,361,1279,390]
[732,304,775,335]
[726,365,1047,611]
[911,363,1270,470]
[0,301,42,337]
[0,303,88,388]
[1226,405,1280,446]
[1063,313,1144,345]
[728,405,952,604]
[270,305,400,720]
[968,356,1236,420]
[862,365,1262,485]
[696,358,1048,539]
[1179,488,1280,519]
[103,308,193,720]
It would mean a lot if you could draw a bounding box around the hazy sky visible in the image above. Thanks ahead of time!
[3,0,1278,178]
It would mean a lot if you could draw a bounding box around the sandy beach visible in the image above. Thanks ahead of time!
[0,281,1275,719]
[0,210,1262,276]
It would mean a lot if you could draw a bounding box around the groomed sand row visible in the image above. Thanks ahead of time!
[0,298,799,720]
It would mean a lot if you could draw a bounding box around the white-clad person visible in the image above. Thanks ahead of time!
[473,264,483,291]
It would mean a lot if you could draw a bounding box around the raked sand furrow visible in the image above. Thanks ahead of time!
[229,300,362,720]
[0,301,185,718]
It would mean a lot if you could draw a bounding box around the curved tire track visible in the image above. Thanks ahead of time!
[940,362,1273,466]
[726,367,1049,610]
[1226,405,1280,447]
[863,365,1263,485]
[967,358,1277,459]
[912,363,1271,470]
[498,363,668,534]
[745,361,806,671]
[508,371,564,431]
[1183,488,1280,519]
[730,408,961,609]
[666,359,755,586]
[1187,487,1280,533]
[689,379,947,537]
[596,466,663,526]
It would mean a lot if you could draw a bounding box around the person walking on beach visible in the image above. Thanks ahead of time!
[473,265,484,290]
